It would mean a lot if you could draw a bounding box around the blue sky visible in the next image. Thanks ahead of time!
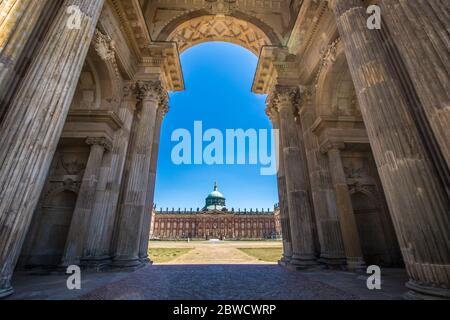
[154,42,278,211]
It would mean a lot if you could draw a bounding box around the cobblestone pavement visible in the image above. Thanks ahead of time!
[80,265,362,300]
[8,240,408,300]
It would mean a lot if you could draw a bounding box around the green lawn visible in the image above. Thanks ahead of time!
[238,247,283,262]
[148,248,193,263]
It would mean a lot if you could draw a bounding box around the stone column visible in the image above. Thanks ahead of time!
[330,0,450,298]
[381,0,450,170]
[112,81,165,268]
[0,0,49,119]
[321,142,365,271]
[299,90,346,267]
[81,82,138,268]
[0,0,104,298]
[268,86,317,268]
[138,99,169,262]
[60,138,110,266]
[266,107,292,263]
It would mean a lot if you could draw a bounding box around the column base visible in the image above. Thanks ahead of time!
[289,254,319,270]
[110,256,147,271]
[318,255,347,269]
[405,280,450,300]
[80,256,112,271]
[139,256,154,265]
[59,258,81,269]
[278,255,292,267]
[0,284,14,299]
[346,257,366,272]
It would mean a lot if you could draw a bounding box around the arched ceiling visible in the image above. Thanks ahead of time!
[139,0,303,49]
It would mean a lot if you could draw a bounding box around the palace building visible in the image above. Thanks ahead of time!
[150,183,281,240]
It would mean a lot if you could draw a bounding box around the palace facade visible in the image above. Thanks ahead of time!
[150,184,281,240]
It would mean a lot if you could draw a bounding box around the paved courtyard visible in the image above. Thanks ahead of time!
[79,265,408,300]
[8,241,409,300]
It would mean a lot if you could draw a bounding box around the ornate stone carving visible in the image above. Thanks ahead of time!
[86,137,112,151]
[265,105,278,123]
[93,29,115,62]
[61,154,85,176]
[314,38,340,88]
[123,81,139,101]
[206,0,237,16]
[137,80,165,102]
[93,29,121,88]
[167,16,271,55]
[267,86,299,110]
[158,96,170,118]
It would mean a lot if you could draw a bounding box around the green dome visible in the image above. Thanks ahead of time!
[203,182,227,211]
[207,190,225,200]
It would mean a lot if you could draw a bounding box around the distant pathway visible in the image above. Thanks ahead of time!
[164,245,271,265]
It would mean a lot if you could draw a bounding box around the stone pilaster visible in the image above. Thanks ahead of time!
[321,141,365,271]
[139,98,169,262]
[0,0,49,120]
[298,89,346,267]
[330,0,450,298]
[61,137,110,267]
[266,107,293,263]
[112,81,166,268]
[81,82,138,268]
[0,0,105,298]
[381,0,450,171]
[267,86,317,268]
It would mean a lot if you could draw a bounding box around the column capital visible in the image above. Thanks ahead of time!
[267,85,311,114]
[266,85,299,112]
[320,141,346,154]
[158,96,170,118]
[265,105,279,124]
[137,80,166,103]
[86,137,112,151]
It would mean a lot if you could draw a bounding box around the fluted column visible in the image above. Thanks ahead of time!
[330,0,450,298]
[112,81,166,268]
[321,142,364,271]
[381,0,450,170]
[0,0,105,298]
[138,99,168,262]
[0,0,49,119]
[298,91,346,267]
[266,107,292,263]
[81,82,138,268]
[268,86,317,268]
[61,138,110,266]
